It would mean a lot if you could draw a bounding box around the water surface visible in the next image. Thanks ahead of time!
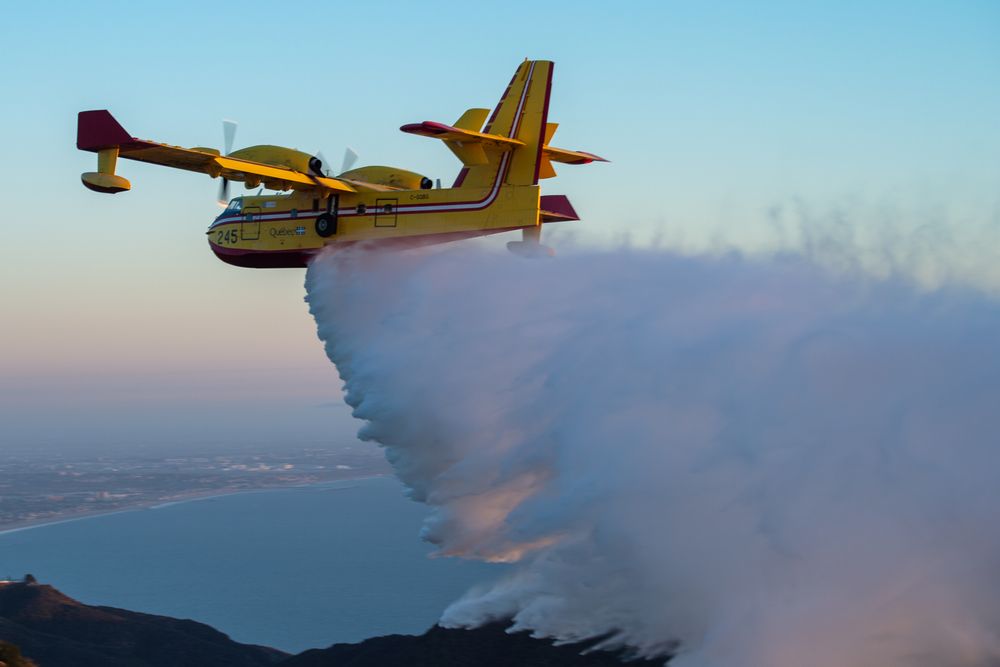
[0,477,503,652]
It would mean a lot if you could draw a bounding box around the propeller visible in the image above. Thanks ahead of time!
[340,147,359,175]
[217,119,238,206]
[311,147,358,178]
[215,120,356,204]
[308,146,359,181]
[313,151,330,177]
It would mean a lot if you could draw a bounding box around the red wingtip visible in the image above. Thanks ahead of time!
[77,110,133,151]
[400,121,454,136]
[579,151,609,163]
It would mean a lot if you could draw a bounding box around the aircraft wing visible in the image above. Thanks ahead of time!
[77,110,356,194]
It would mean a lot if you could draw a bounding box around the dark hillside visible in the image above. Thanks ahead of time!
[282,621,668,667]
[0,581,285,667]
[0,580,669,666]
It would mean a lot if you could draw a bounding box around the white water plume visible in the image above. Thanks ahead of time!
[305,240,1000,667]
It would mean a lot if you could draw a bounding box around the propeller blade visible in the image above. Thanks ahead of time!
[340,147,359,174]
[314,151,330,177]
[217,177,230,206]
[216,120,237,205]
[222,119,238,156]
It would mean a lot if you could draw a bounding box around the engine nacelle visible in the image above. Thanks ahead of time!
[337,166,433,190]
[226,145,324,176]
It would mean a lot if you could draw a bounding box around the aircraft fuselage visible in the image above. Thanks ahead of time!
[209,173,540,268]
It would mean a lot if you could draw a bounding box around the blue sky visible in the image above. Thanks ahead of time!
[0,1,997,451]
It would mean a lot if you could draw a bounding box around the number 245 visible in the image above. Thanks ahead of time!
[216,229,239,244]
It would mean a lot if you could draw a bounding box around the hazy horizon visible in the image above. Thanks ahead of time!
[1,1,997,454]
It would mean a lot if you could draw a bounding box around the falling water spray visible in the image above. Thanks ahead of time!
[306,243,1000,667]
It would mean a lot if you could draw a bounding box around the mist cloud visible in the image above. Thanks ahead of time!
[306,243,1000,666]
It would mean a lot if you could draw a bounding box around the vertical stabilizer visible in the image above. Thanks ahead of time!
[454,60,553,189]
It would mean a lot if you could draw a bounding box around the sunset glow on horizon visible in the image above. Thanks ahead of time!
[1,0,997,451]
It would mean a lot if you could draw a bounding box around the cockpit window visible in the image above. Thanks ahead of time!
[226,198,243,212]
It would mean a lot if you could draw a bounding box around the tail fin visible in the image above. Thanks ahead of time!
[402,60,554,189]
[401,61,604,188]
[484,59,553,187]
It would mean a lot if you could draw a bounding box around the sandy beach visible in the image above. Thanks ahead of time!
[0,474,389,537]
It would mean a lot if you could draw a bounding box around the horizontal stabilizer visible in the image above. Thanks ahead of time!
[536,147,608,180]
[543,146,608,165]
[401,119,526,168]
[400,121,525,149]
[534,119,609,179]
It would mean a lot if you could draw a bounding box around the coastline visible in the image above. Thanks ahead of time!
[0,473,391,537]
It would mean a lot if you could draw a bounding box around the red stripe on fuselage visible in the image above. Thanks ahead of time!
[532,63,554,184]
[208,225,528,267]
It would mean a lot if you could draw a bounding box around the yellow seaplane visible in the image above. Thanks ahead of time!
[76,59,605,268]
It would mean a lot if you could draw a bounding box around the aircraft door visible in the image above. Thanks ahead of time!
[241,206,261,241]
[374,198,398,228]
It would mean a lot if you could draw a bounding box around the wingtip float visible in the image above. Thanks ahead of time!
[76,60,606,268]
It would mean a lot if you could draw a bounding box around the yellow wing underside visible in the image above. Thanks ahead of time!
[120,143,357,194]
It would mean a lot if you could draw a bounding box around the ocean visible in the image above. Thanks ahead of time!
[0,476,504,653]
